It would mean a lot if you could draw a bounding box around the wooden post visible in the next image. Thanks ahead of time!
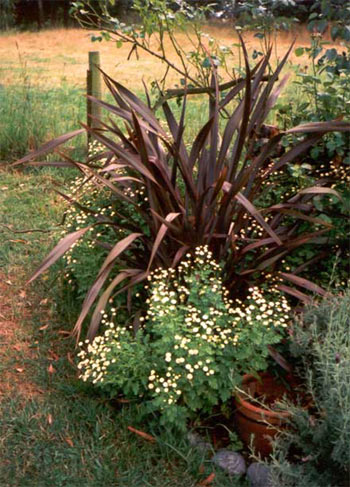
[87,51,102,146]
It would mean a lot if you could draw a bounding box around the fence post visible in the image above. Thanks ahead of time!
[87,51,102,146]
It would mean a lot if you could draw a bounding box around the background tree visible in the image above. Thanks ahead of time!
[0,0,17,30]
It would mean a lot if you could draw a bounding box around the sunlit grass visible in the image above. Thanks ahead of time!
[0,26,341,90]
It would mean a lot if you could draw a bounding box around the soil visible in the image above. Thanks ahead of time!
[0,273,42,399]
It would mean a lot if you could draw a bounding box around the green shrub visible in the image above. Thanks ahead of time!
[77,246,290,431]
[265,290,350,487]
[264,24,350,291]
[259,145,350,290]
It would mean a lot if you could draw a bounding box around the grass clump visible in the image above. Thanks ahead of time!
[0,83,86,162]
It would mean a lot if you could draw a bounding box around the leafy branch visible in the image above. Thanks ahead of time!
[70,0,249,106]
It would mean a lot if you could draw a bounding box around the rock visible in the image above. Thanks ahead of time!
[247,462,272,487]
[211,449,246,476]
[187,432,212,453]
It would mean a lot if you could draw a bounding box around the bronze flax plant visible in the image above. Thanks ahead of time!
[15,44,350,340]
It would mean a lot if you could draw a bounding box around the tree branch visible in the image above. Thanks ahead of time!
[153,74,272,110]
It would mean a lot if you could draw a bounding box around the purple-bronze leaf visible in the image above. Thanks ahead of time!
[147,213,180,272]
[280,272,330,297]
[235,192,282,245]
[27,226,92,284]
[13,129,85,166]
[88,269,141,340]
[98,233,142,276]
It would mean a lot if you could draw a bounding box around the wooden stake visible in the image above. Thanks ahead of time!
[87,51,102,145]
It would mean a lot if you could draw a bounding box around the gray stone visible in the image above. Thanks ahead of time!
[247,462,272,487]
[187,432,212,453]
[211,449,246,476]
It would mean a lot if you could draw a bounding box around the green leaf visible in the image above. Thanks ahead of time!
[90,35,103,42]
[318,214,333,224]
[316,19,328,34]
[331,25,339,40]
[325,48,338,61]
[101,31,111,41]
[201,56,220,68]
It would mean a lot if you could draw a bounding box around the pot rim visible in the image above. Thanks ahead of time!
[235,373,291,419]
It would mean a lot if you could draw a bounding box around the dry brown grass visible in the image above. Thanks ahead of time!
[0,26,341,90]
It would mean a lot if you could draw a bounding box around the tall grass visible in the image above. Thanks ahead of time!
[0,80,212,163]
[0,81,86,162]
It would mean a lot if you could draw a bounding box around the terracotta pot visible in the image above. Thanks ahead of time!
[234,372,295,458]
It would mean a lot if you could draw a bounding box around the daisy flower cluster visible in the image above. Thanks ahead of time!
[59,141,148,298]
[60,141,116,289]
[77,320,151,399]
[77,245,291,431]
